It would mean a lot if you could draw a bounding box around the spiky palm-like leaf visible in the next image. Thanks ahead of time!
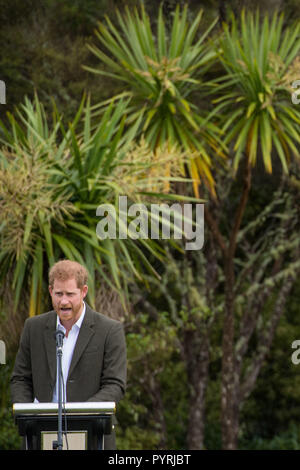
[213,10,300,173]
[85,4,225,197]
[0,94,195,316]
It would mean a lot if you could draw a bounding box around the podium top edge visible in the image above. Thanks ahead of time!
[13,402,116,415]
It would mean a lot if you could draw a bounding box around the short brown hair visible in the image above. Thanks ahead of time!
[49,260,88,289]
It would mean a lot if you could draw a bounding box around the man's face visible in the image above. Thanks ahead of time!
[49,278,88,324]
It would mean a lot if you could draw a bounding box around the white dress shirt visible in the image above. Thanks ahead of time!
[52,302,86,403]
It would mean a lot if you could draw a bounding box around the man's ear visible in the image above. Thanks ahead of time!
[82,285,88,299]
[49,285,53,296]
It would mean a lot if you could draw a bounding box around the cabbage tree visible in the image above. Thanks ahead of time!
[209,10,300,449]
[0,94,191,317]
[85,4,224,197]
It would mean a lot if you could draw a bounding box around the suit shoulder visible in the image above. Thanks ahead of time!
[87,306,123,328]
[24,310,56,327]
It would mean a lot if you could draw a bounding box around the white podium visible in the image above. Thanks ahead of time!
[13,402,115,450]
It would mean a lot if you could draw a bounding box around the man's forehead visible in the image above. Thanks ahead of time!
[51,278,80,291]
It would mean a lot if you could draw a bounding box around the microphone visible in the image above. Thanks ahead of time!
[53,328,65,450]
[54,329,65,349]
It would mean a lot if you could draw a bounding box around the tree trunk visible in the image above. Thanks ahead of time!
[148,374,168,449]
[221,156,252,449]
[183,329,210,450]
[221,257,240,449]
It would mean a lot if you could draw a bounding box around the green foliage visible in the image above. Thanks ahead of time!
[117,424,161,450]
[0,0,117,122]
[242,425,300,450]
[85,4,226,196]
[0,362,22,450]
[238,277,300,447]
[116,313,188,449]
[44,0,108,35]
[160,359,189,449]
[212,9,300,173]
[0,407,22,450]
[0,94,192,317]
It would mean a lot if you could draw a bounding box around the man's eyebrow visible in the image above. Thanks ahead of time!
[53,290,77,294]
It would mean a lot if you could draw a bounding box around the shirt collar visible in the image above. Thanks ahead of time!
[56,301,86,332]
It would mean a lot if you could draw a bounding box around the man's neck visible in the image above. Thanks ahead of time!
[62,320,75,338]
[59,303,85,338]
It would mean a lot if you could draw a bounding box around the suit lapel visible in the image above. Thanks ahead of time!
[68,306,95,378]
[44,311,57,384]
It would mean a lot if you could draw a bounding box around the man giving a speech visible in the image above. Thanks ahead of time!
[10,259,127,449]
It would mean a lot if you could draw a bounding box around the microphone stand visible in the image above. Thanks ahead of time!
[54,330,65,450]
